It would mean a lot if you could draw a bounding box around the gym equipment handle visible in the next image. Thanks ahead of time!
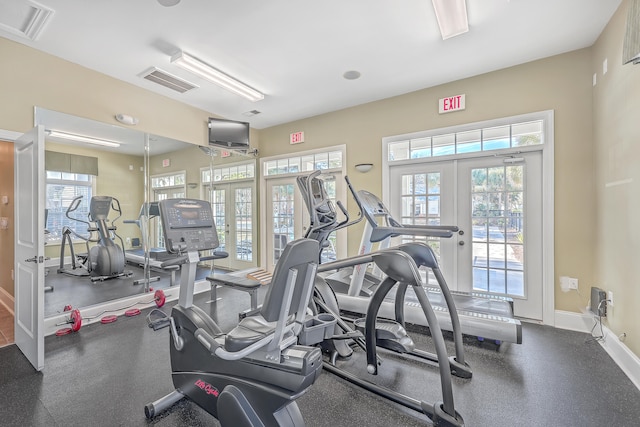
[160,255,188,268]
[194,328,222,354]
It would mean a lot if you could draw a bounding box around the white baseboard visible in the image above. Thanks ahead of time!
[0,287,14,316]
[554,309,593,333]
[555,309,640,391]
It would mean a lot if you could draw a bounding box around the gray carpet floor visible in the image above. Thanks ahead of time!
[1,286,639,427]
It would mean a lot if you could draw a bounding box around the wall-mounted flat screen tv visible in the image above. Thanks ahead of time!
[208,117,250,149]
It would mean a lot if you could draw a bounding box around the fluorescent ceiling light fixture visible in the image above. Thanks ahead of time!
[432,0,469,40]
[171,51,264,102]
[47,130,121,148]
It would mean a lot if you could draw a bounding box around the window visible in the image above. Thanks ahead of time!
[151,172,186,188]
[45,171,93,242]
[387,120,543,161]
[263,150,343,177]
[201,162,255,183]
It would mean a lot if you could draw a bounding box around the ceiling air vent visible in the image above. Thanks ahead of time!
[0,0,54,41]
[140,67,198,93]
[242,110,262,117]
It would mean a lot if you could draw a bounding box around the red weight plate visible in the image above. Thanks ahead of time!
[63,305,73,312]
[154,289,166,308]
[55,328,72,336]
[70,309,82,332]
[101,315,118,324]
[125,308,141,317]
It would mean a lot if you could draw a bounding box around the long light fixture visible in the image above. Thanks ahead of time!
[47,130,121,148]
[432,0,469,40]
[171,51,264,102]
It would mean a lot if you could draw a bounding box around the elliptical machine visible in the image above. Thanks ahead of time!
[58,195,130,282]
[145,198,323,426]
[297,171,467,426]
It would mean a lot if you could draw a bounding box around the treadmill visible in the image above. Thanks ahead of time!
[124,202,186,287]
[302,173,522,344]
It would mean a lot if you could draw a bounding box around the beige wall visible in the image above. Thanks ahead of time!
[592,0,640,356]
[0,141,14,297]
[0,37,221,146]
[260,48,597,317]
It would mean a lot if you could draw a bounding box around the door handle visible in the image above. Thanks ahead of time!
[25,256,49,263]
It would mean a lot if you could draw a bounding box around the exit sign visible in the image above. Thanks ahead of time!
[439,94,465,114]
[290,131,305,145]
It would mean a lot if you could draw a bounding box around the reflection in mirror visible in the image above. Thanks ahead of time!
[35,108,197,318]
[196,146,258,272]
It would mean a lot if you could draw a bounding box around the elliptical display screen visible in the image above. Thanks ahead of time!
[158,199,219,253]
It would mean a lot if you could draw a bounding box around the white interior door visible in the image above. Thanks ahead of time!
[14,126,45,371]
[209,182,256,270]
[389,151,543,320]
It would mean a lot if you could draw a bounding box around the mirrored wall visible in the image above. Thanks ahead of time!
[36,108,257,318]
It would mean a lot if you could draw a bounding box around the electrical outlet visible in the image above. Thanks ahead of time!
[608,291,614,307]
[568,277,578,290]
[560,276,579,290]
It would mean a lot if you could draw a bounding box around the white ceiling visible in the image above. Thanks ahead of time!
[1,0,622,129]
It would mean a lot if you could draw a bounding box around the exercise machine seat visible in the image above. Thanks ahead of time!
[225,239,319,352]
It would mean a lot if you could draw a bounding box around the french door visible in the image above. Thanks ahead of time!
[264,173,344,272]
[389,151,543,320]
[265,177,306,272]
[208,182,256,270]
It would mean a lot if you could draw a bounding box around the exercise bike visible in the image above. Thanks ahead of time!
[58,195,131,282]
[145,198,323,426]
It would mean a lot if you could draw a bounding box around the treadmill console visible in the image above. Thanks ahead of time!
[158,199,219,253]
[355,190,390,226]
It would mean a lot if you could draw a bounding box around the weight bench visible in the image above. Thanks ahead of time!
[207,273,261,320]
